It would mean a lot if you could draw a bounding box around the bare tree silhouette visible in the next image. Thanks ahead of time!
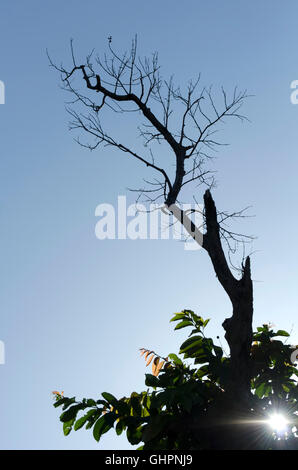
[49,36,254,403]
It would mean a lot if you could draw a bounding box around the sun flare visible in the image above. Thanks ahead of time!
[267,414,288,433]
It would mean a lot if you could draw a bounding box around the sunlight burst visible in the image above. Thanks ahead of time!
[267,414,288,433]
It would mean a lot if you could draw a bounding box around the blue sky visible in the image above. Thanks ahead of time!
[0,0,298,449]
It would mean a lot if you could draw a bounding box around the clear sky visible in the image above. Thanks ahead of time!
[0,0,298,450]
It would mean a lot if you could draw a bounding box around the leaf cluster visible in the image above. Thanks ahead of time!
[53,310,298,449]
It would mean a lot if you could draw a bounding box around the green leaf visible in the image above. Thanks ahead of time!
[275,330,290,337]
[255,382,266,398]
[168,353,182,365]
[74,409,97,431]
[170,313,187,322]
[115,419,125,436]
[174,320,193,330]
[145,374,159,387]
[183,309,195,316]
[63,418,75,436]
[102,392,117,405]
[127,425,143,445]
[180,336,203,353]
[54,396,76,409]
[93,413,116,442]
[93,416,106,442]
[213,345,223,358]
[60,405,82,423]
[141,393,151,413]
[74,416,88,431]
[130,394,142,416]
[86,399,97,406]
[115,400,130,415]
[193,350,209,363]
[96,399,108,406]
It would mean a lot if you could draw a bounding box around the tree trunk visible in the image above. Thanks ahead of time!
[223,259,253,402]
[203,189,253,401]
[170,189,253,401]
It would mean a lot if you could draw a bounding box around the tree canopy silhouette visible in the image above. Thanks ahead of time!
[53,310,298,450]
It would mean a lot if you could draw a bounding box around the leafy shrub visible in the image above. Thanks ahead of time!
[53,310,298,449]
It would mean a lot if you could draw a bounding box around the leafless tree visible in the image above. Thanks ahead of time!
[49,37,254,403]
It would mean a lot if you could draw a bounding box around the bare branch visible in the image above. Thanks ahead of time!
[49,37,251,267]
